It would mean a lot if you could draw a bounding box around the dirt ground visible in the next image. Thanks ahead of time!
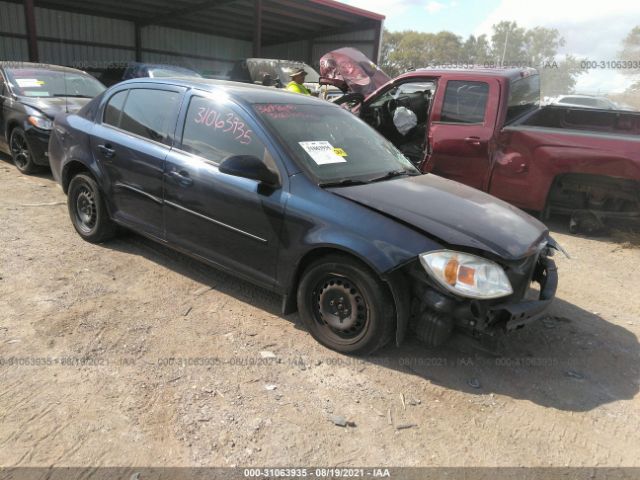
[1,155,639,468]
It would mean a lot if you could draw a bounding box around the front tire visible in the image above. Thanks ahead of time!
[67,173,117,243]
[10,128,39,174]
[297,254,395,355]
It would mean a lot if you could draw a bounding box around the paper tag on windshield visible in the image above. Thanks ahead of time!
[16,78,44,88]
[299,141,347,165]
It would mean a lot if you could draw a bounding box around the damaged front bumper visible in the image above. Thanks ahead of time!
[391,253,559,347]
[487,256,558,332]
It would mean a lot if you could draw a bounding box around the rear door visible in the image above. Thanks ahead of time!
[91,84,184,238]
[163,92,287,288]
[423,77,500,190]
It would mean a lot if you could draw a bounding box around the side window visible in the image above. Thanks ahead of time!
[119,89,181,145]
[181,95,266,164]
[441,80,489,124]
[103,90,127,127]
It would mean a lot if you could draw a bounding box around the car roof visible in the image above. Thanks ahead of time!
[116,77,335,106]
[557,94,608,100]
[400,67,538,81]
[0,61,89,75]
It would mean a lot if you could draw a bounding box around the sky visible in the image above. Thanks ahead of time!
[340,0,640,94]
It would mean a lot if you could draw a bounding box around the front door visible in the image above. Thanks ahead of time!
[423,78,499,190]
[163,93,286,288]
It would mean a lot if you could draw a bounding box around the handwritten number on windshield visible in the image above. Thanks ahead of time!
[195,107,252,145]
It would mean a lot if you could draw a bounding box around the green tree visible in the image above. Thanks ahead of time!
[461,34,491,64]
[620,26,640,61]
[619,26,640,92]
[490,21,527,65]
[378,21,583,96]
[539,55,585,97]
[379,29,403,76]
[425,31,463,64]
[525,26,565,66]
[380,30,464,76]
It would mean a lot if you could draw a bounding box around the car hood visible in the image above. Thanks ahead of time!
[328,174,549,261]
[319,47,392,97]
[18,96,92,118]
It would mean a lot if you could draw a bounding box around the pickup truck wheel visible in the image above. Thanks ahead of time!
[10,128,38,174]
[67,173,117,243]
[297,255,395,355]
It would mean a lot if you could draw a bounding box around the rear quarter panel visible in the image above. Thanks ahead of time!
[49,112,100,192]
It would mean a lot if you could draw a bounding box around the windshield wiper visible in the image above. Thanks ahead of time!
[319,178,369,188]
[368,169,417,183]
[52,94,92,98]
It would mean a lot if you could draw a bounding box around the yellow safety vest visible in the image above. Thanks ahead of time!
[286,81,312,95]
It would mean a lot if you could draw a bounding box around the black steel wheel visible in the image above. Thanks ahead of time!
[67,173,117,243]
[10,128,38,174]
[297,254,395,355]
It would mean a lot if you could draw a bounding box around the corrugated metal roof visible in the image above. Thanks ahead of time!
[4,0,383,44]
[0,0,26,34]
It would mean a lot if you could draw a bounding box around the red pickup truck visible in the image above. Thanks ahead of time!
[320,48,640,232]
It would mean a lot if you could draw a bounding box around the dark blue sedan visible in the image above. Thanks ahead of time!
[49,78,560,355]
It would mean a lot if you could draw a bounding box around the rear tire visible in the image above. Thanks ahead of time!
[10,128,39,174]
[67,173,117,243]
[297,254,395,355]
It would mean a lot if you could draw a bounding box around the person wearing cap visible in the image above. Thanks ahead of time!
[286,68,312,95]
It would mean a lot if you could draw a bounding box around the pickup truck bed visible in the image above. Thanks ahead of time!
[494,106,640,230]
[515,105,640,136]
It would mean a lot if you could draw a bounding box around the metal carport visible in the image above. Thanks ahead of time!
[0,0,384,77]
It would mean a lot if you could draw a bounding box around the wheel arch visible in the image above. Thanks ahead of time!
[61,160,93,194]
[282,245,412,347]
[5,119,22,143]
[544,171,640,216]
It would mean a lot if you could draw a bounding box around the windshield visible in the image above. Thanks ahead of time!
[6,68,105,98]
[254,103,418,184]
[506,74,540,123]
[148,66,202,78]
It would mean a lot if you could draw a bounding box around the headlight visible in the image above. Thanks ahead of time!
[28,115,53,130]
[419,250,513,299]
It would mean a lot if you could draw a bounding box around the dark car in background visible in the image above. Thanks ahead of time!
[49,78,560,355]
[88,62,202,87]
[0,62,105,174]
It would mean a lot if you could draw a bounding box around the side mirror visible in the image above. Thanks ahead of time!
[219,155,280,187]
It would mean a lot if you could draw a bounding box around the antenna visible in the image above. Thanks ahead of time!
[501,28,510,68]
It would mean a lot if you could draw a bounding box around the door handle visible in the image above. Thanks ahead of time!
[464,136,482,146]
[97,144,115,158]
[168,169,193,186]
